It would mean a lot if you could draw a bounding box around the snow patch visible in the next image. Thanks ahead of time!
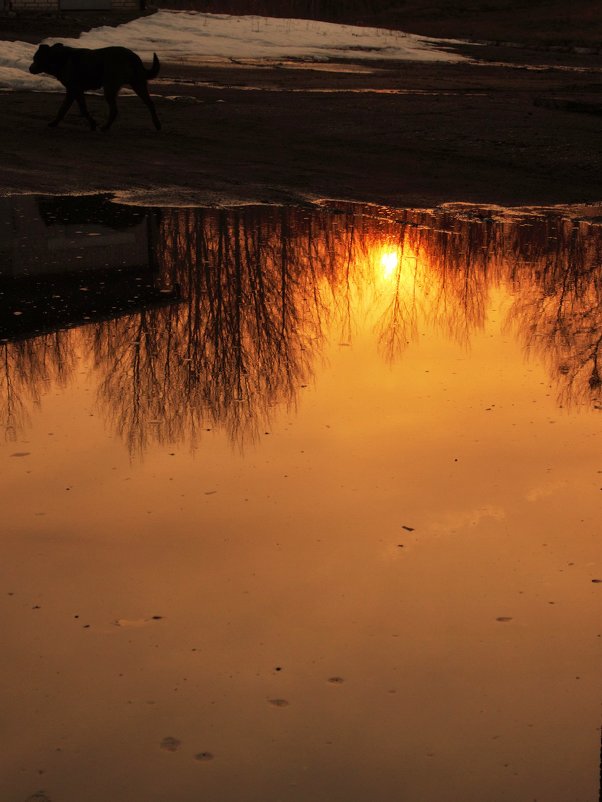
[0,10,466,92]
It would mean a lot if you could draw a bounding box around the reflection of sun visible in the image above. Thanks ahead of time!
[372,242,421,296]
[380,250,400,280]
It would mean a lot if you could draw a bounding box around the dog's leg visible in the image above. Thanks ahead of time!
[49,91,75,127]
[132,82,161,131]
[75,93,97,131]
[100,87,118,132]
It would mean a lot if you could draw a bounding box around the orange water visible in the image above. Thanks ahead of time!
[1,198,600,802]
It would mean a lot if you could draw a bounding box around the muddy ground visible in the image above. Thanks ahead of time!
[1,13,601,208]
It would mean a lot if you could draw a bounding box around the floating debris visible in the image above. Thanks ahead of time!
[160,736,181,752]
[194,751,214,762]
[113,617,164,628]
[268,698,289,707]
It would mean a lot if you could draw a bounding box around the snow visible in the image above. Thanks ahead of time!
[0,40,58,90]
[0,10,466,92]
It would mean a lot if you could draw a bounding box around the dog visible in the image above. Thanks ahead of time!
[29,43,161,132]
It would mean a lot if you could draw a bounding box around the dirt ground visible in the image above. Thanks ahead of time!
[1,12,602,208]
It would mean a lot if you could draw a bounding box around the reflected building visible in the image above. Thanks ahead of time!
[0,194,151,280]
[0,196,600,450]
[0,195,178,440]
[0,194,177,341]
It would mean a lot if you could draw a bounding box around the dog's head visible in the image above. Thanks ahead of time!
[29,43,69,76]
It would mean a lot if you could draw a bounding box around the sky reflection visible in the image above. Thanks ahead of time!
[1,196,601,802]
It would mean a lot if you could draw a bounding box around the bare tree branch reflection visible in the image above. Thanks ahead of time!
[504,217,602,408]
[89,207,330,454]
[2,199,600,451]
[0,331,76,441]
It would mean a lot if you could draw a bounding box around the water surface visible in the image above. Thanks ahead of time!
[1,196,601,802]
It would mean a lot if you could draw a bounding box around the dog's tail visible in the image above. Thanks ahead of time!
[146,53,160,80]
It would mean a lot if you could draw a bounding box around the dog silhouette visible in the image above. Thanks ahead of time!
[29,43,161,131]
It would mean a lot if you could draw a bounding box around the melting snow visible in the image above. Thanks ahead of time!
[0,10,465,92]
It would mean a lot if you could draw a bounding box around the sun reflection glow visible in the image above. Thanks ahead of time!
[380,249,400,279]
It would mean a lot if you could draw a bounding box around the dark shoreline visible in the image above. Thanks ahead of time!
[1,14,601,210]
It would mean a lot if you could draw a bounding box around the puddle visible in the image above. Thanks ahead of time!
[1,194,601,802]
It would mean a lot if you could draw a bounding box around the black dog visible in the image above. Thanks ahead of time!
[29,43,161,131]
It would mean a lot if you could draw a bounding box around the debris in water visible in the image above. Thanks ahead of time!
[113,616,164,628]
[268,698,289,707]
[160,736,181,752]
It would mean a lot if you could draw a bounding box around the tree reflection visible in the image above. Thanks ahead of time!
[1,200,600,451]
[0,331,76,441]
[88,208,328,454]
[503,217,602,408]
